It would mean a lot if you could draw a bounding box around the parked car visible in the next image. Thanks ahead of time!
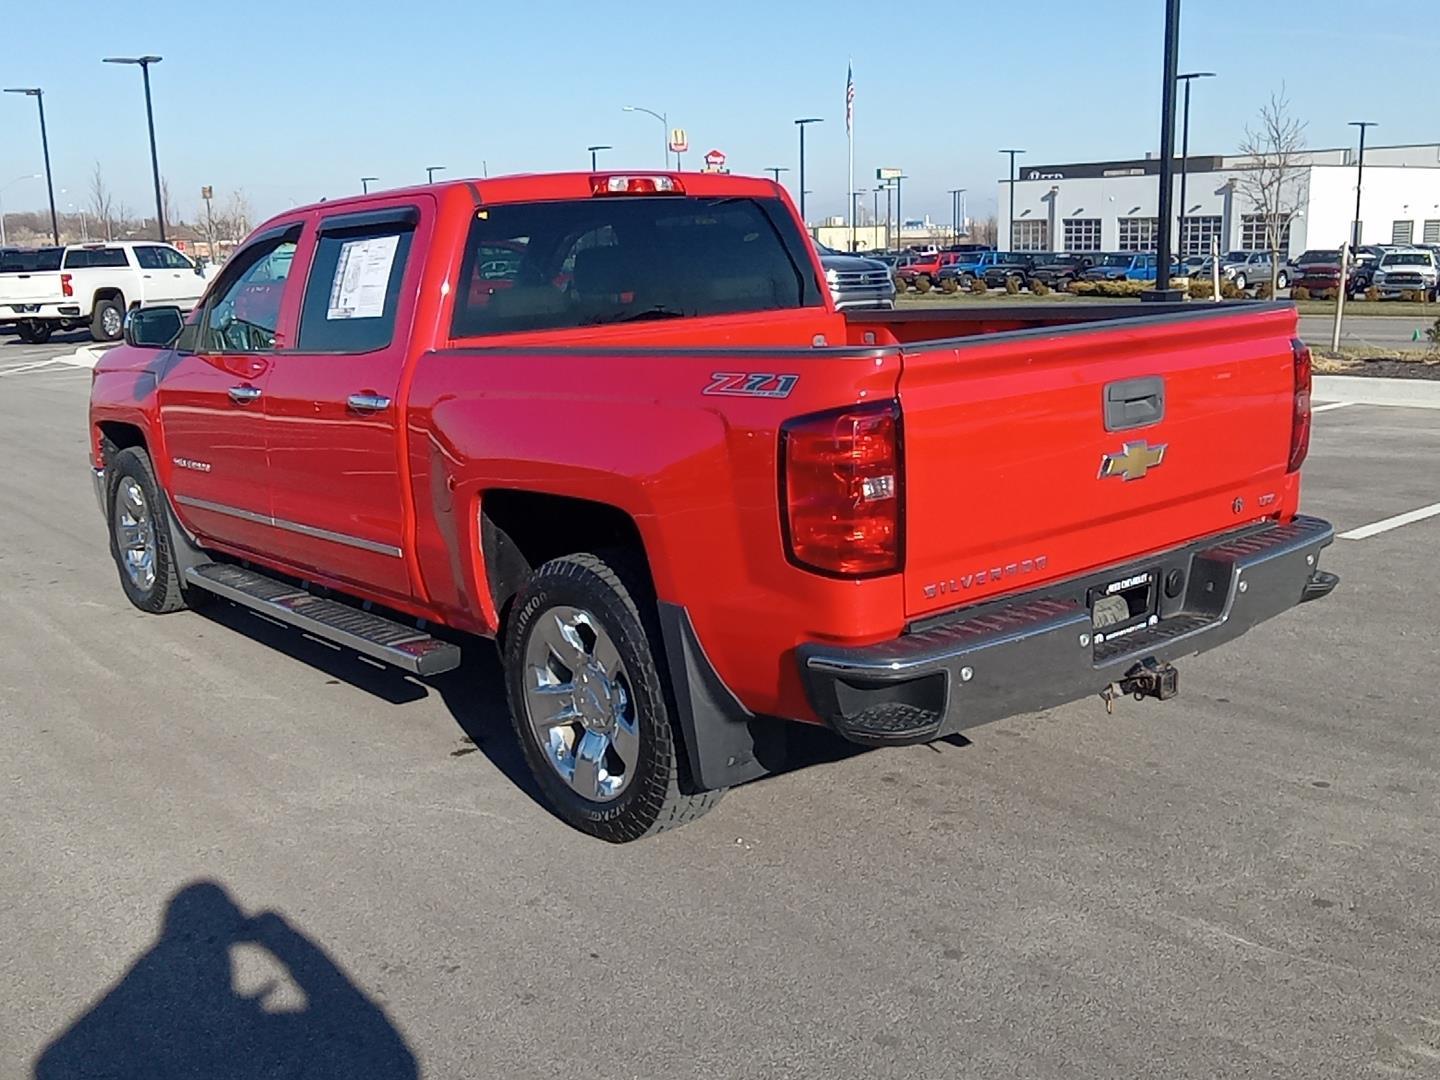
[1372,248,1439,300]
[0,240,210,343]
[896,252,945,287]
[815,242,897,310]
[1291,257,1360,298]
[1079,252,1173,283]
[1205,251,1290,290]
[1027,253,1098,290]
[982,252,1046,288]
[89,169,1336,841]
[1346,246,1389,294]
[936,250,1004,287]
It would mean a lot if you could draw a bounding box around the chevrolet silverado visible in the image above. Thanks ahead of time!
[88,171,1337,841]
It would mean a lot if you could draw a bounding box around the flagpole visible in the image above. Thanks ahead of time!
[847,59,855,252]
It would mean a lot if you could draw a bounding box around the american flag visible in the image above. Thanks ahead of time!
[845,61,854,135]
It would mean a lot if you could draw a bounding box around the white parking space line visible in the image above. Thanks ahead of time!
[1312,402,1352,414]
[1339,502,1440,541]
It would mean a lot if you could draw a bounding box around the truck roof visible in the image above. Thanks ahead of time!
[252,171,789,234]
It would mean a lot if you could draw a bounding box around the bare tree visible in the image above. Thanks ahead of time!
[161,176,176,232]
[1234,89,1308,294]
[89,162,115,241]
[970,215,999,247]
[220,188,252,244]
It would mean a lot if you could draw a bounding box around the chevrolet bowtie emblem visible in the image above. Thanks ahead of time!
[1099,440,1167,481]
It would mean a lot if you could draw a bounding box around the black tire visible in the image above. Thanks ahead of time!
[1233,272,1248,291]
[17,320,52,344]
[502,552,723,842]
[106,446,190,614]
[1276,271,1290,289]
[91,298,124,342]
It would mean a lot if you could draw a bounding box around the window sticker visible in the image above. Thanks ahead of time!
[326,235,399,320]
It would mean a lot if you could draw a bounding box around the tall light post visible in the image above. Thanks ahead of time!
[587,145,612,171]
[1349,121,1378,247]
[893,174,908,252]
[999,149,1025,250]
[1175,72,1215,257]
[3,88,59,244]
[361,176,378,194]
[947,187,967,245]
[102,56,166,241]
[884,180,893,253]
[873,186,884,248]
[794,117,823,224]
[622,105,669,168]
[1145,0,1183,301]
[426,165,446,184]
[0,174,40,247]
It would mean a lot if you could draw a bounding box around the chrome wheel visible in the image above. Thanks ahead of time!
[113,477,156,592]
[101,305,123,339]
[522,606,638,802]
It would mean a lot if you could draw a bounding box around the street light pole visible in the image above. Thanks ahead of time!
[947,187,966,246]
[884,181,893,252]
[1175,72,1215,257]
[1348,121,1377,247]
[103,56,166,241]
[426,165,446,184]
[3,88,59,243]
[623,106,669,168]
[894,174,907,251]
[794,118,823,224]
[873,186,883,247]
[360,176,378,194]
[587,145,612,171]
[1146,0,1183,300]
[999,149,1025,249]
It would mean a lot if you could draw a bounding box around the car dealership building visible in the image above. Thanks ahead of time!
[998,143,1440,257]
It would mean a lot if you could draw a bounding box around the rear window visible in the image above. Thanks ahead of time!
[0,247,62,272]
[451,196,822,338]
[64,248,130,269]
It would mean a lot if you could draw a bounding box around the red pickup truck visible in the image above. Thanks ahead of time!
[89,171,1337,841]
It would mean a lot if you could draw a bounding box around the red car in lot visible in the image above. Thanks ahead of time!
[88,171,1337,840]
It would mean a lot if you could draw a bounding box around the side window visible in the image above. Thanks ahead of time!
[134,246,166,270]
[201,232,299,353]
[63,250,90,269]
[89,248,131,269]
[166,248,196,270]
[296,212,415,352]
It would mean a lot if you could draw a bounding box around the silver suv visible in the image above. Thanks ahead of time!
[1372,248,1439,300]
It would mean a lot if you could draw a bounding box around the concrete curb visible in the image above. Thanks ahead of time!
[1314,375,1440,410]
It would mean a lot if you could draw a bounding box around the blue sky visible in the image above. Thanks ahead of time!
[2,1,1435,229]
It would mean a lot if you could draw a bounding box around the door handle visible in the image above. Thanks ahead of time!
[347,393,392,412]
[228,385,262,404]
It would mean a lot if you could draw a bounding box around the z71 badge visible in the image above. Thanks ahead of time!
[703,372,799,399]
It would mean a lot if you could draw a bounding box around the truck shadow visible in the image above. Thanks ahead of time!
[195,600,969,821]
[32,879,417,1079]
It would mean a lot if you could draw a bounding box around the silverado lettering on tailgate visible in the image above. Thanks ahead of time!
[923,555,1049,598]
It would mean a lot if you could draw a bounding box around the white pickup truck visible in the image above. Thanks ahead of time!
[0,241,211,344]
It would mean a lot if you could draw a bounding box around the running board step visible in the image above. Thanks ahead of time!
[184,563,462,676]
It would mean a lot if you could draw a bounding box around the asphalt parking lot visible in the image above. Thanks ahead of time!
[2,331,1439,1078]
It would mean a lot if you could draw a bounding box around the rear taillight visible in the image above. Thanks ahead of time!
[60,273,73,297]
[781,401,902,577]
[591,175,685,196]
[1288,337,1312,473]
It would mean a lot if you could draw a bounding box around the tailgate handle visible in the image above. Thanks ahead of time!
[1104,377,1165,431]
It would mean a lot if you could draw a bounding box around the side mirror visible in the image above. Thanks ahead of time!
[123,305,185,349]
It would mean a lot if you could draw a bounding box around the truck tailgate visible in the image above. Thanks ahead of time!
[897,306,1302,619]
[1,272,64,305]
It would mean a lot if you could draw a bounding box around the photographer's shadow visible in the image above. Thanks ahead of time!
[35,881,417,1079]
